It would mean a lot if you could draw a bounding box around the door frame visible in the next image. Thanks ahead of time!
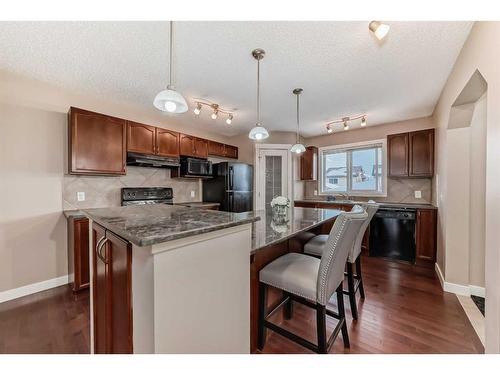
[254,144,293,210]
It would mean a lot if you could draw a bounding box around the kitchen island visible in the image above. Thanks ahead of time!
[84,204,258,354]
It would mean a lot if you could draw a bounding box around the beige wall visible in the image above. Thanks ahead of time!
[0,70,232,293]
[432,21,500,353]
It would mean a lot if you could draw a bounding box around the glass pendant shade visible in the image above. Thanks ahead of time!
[290,143,306,154]
[153,87,188,113]
[248,125,269,140]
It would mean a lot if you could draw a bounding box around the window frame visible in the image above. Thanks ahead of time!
[318,139,387,197]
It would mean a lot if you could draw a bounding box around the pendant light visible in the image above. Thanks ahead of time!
[248,49,269,140]
[153,21,188,113]
[290,88,306,154]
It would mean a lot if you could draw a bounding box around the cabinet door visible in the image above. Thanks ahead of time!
[106,231,133,354]
[71,218,89,292]
[409,129,434,177]
[127,121,156,155]
[416,209,437,264]
[92,223,110,354]
[208,141,225,157]
[179,134,196,157]
[225,145,239,159]
[194,138,209,159]
[387,133,409,177]
[69,107,127,175]
[300,146,317,180]
[156,128,180,157]
[294,201,318,208]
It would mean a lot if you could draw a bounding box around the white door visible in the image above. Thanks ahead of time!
[255,146,292,210]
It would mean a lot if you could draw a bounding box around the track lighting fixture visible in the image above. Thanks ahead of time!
[325,114,367,133]
[369,21,390,41]
[192,100,235,125]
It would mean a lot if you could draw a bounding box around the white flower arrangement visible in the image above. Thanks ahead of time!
[270,196,290,208]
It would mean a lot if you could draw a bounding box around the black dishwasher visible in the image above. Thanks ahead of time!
[369,207,416,263]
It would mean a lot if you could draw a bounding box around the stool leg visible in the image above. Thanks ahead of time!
[258,283,268,350]
[356,256,365,299]
[346,262,358,320]
[336,285,350,348]
[284,292,293,320]
[316,304,327,353]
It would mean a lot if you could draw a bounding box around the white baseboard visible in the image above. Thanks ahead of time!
[434,263,485,297]
[0,275,69,304]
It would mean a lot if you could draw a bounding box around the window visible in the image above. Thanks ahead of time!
[319,140,386,196]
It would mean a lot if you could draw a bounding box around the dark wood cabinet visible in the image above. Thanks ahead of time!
[388,133,409,177]
[194,137,208,158]
[208,141,238,159]
[416,208,437,265]
[409,129,434,177]
[388,129,434,178]
[69,107,127,175]
[179,133,196,157]
[127,121,156,155]
[300,146,318,180]
[92,223,133,354]
[67,217,90,292]
[156,128,179,157]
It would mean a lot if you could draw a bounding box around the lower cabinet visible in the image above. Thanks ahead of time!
[92,222,133,354]
[415,208,437,265]
[67,217,90,292]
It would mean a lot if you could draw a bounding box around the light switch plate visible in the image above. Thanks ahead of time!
[314,189,318,196]
[190,191,195,198]
[77,192,85,202]
[414,190,422,199]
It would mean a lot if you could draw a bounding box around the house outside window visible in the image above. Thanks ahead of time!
[319,140,387,196]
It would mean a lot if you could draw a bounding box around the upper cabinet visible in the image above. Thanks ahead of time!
[208,141,239,159]
[127,122,179,157]
[69,107,127,175]
[194,137,209,159]
[300,146,318,180]
[156,128,180,157]
[409,129,434,177]
[388,129,434,178]
[179,133,197,157]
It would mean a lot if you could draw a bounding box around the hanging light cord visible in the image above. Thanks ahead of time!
[296,93,300,142]
[256,57,261,125]
[169,21,173,88]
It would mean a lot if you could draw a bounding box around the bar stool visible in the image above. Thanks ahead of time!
[303,202,379,320]
[258,206,368,353]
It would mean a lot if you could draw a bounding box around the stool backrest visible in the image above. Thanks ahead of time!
[316,205,368,305]
[348,202,379,263]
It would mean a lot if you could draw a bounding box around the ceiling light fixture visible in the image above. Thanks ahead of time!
[193,100,235,124]
[326,114,367,133]
[248,49,269,141]
[153,21,188,113]
[369,21,390,41]
[290,88,306,154]
[193,103,202,115]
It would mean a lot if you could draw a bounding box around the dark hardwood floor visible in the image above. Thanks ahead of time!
[0,255,483,354]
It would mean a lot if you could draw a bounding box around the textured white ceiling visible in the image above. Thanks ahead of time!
[0,21,473,137]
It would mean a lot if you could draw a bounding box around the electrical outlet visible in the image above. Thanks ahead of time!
[190,191,195,198]
[414,190,422,199]
[77,192,85,202]
[314,189,318,196]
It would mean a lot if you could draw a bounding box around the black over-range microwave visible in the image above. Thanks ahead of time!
[179,157,213,178]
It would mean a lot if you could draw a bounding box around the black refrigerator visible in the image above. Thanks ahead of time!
[202,162,253,212]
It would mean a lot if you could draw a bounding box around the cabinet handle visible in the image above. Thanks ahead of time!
[97,238,109,264]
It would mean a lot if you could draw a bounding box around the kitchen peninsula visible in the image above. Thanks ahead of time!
[84,204,342,354]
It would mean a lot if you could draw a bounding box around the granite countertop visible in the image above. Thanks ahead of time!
[294,199,437,210]
[83,205,259,247]
[175,202,221,208]
[251,207,342,254]
[63,210,87,219]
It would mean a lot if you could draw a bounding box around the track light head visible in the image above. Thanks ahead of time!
[226,114,233,125]
[193,103,202,115]
[326,125,333,134]
[361,116,367,127]
[369,21,390,41]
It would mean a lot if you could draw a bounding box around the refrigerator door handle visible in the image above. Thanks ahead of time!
[229,166,234,190]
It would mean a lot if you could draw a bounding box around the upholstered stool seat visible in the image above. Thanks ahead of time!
[303,234,328,257]
[260,253,320,301]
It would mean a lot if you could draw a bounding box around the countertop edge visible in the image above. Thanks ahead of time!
[294,199,438,210]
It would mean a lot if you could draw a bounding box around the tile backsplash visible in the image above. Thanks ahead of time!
[302,177,432,204]
[63,166,201,210]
